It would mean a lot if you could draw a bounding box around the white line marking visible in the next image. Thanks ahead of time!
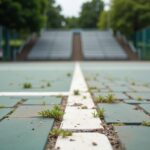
[0,92,69,97]
[56,63,113,149]
[61,63,103,131]
[70,63,88,92]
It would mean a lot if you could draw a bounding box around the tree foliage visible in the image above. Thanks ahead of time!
[110,0,150,35]
[65,17,79,29]
[97,11,109,30]
[79,0,104,28]
[0,0,48,32]
[46,1,64,29]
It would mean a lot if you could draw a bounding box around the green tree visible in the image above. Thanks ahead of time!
[97,11,109,30]
[65,17,79,29]
[46,1,64,29]
[79,0,104,28]
[0,0,48,32]
[0,0,48,60]
[110,0,150,36]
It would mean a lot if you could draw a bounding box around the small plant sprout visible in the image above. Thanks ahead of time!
[61,130,72,138]
[50,129,72,138]
[53,105,62,111]
[94,95,106,104]
[93,108,105,119]
[23,83,32,89]
[0,104,5,109]
[81,105,88,109]
[89,87,97,91]
[38,105,64,121]
[106,94,116,103]
[142,121,150,126]
[73,90,80,96]
[67,73,71,77]
[137,96,142,101]
[113,123,125,126]
[49,129,62,138]
[47,82,51,87]
[131,81,136,85]
[95,94,116,104]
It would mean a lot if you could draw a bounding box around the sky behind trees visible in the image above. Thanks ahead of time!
[56,0,110,17]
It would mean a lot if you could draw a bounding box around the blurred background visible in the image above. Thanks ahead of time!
[0,0,149,61]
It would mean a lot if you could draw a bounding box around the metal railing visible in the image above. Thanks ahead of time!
[130,27,150,60]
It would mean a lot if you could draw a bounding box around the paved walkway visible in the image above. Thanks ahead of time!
[0,62,150,150]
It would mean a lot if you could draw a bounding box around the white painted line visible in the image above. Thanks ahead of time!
[0,92,69,97]
[56,63,112,149]
[61,107,103,131]
[67,94,95,109]
[55,133,113,150]
[61,63,103,131]
[70,63,88,93]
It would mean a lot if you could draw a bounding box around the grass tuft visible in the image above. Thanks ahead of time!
[50,129,72,138]
[67,73,71,77]
[47,82,51,87]
[94,95,106,104]
[0,104,5,109]
[73,90,80,96]
[137,96,142,101]
[93,108,105,119]
[106,94,116,103]
[94,94,116,104]
[23,83,32,89]
[113,123,125,126]
[39,105,64,121]
[142,121,150,126]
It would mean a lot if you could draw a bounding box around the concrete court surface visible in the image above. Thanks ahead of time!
[0,61,150,150]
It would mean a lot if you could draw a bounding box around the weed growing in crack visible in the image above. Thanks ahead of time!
[106,94,116,103]
[61,130,72,138]
[81,106,88,109]
[142,121,150,126]
[49,129,62,138]
[131,81,136,85]
[95,94,116,104]
[137,96,142,101]
[73,90,80,96]
[50,129,72,138]
[67,73,71,77]
[23,83,32,89]
[39,105,64,121]
[113,123,125,126]
[0,104,5,108]
[94,95,106,104]
[47,82,51,87]
[89,87,97,91]
[93,108,105,119]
